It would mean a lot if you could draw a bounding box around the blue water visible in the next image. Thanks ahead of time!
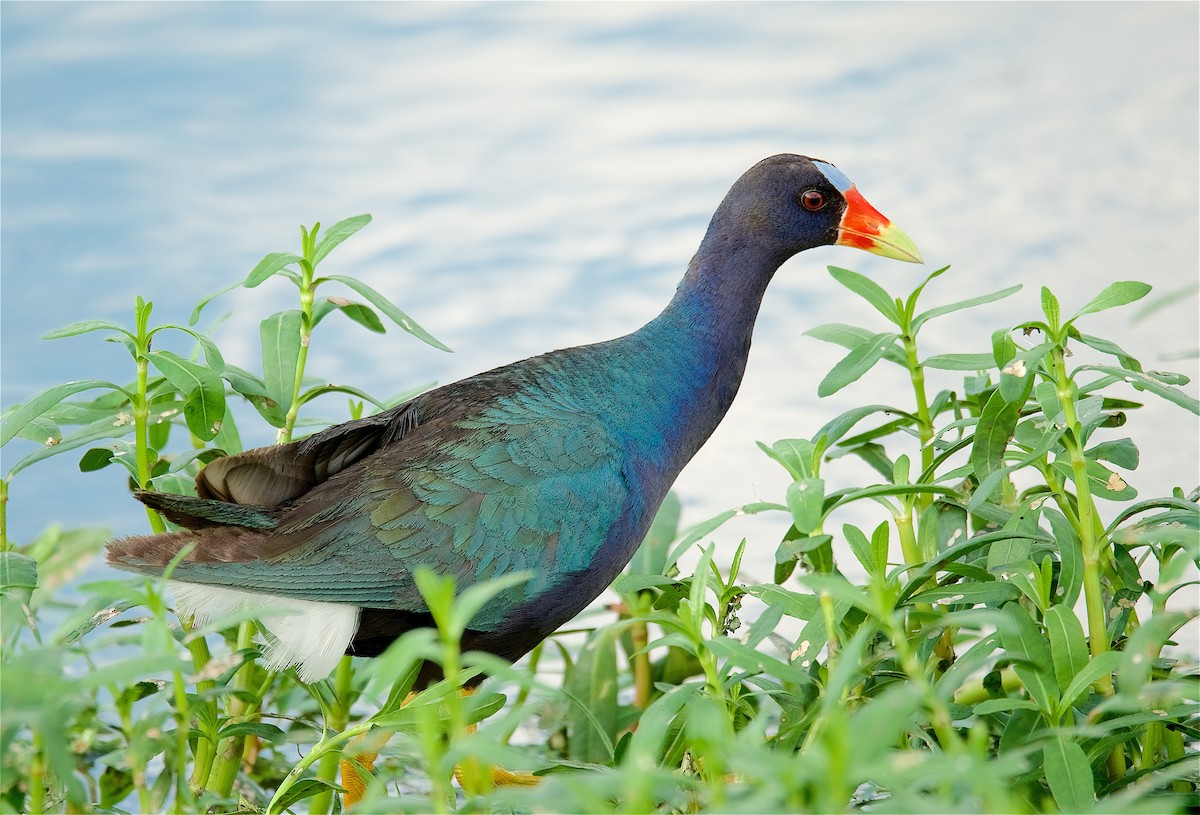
[3,3,1198,592]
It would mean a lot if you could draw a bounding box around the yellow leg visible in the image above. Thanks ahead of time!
[340,686,541,808]
[340,693,409,810]
[453,686,541,793]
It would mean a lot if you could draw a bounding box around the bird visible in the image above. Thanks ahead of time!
[107,153,919,700]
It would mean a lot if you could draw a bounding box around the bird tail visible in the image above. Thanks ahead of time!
[106,492,286,577]
[134,491,281,530]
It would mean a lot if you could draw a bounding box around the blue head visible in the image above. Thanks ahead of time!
[710,154,922,264]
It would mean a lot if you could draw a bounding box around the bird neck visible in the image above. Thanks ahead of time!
[630,225,788,466]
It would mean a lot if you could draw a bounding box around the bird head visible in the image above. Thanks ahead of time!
[722,154,923,264]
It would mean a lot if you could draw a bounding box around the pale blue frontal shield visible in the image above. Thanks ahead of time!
[813,160,853,192]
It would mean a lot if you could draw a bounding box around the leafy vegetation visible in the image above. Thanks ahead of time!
[2,217,1197,813]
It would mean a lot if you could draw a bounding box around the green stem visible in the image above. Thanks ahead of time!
[278,254,316,445]
[28,729,46,815]
[133,344,166,534]
[901,332,936,489]
[267,721,376,815]
[0,478,9,552]
[309,656,355,815]
[1049,347,1113,686]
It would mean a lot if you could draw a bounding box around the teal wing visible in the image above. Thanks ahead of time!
[154,382,631,628]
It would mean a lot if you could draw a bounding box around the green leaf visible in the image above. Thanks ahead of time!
[827,266,900,324]
[296,383,387,411]
[149,350,227,441]
[971,388,1020,483]
[271,778,344,813]
[1085,438,1139,470]
[817,332,899,397]
[260,310,303,410]
[312,214,372,267]
[1043,736,1095,812]
[785,478,825,534]
[0,552,38,599]
[313,297,386,333]
[912,284,1022,332]
[843,524,881,576]
[1071,280,1153,320]
[1,380,130,448]
[5,415,135,479]
[245,251,303,288]
[322,274,451,352]
[216,721,287,743]
[999,342,1051,404]
[1075,333,1142,372]
[1044,604,1089,693]
[999,602,1059,717]
[565,629,618,763]
[804,323,906,366]
[995,560,1047,612]
[221,365,286,428]
[1041,286,1061,331]
[1056,651,1120,719]
[41,319,134,341]
[813,405,913,448]
[907,581,1020,608]
[1053,459,1137,502]
[758,438,819,481]
[921,353,997,371]
[189,278,243,326]
[1077,365,1199,414]
[972,697,1041,715]
[992,327,1018,369]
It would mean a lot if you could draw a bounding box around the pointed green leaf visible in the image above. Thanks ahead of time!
[260,310,303,409]
[322,275,451,352]
[0,552,38,599]
[312,296,386,333]
[1044,605,1089,693]
[245,252,303,288]
[786,478,825,535]
[903,264,951,321]
[296,384,387,411]
[804,323,906,365]
[1075,333,1142,372]
[1085,438,1139,470]
[912,284,1022,332]
[999,342,1051,404]
[565,628,619,764]
[312,214,372,267]
[1078,365,1198,414]
[827,266,900,324]
[813,404,912,448]
[1,380,130,448]
[817,332,899,397]
[189,278,243,326]
[41,319,134,341]
[1071,280,1152,320]
[149,350,227,441]
[1043,736,1095,812]
[999,603,1059,717]
[1041,287,1061,331]
[1056,651,1120,720]
[922,352,997,371]
[843,524,879,576]
[971,388,1019,483]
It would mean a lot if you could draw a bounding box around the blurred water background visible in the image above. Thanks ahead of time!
[3,2,1197,593]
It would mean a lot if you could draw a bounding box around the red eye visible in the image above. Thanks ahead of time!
[800,190,825,211]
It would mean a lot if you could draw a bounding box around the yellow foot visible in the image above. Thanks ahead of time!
[340,750,377,810]
[454,759,541,793]
[340,720,399,810]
